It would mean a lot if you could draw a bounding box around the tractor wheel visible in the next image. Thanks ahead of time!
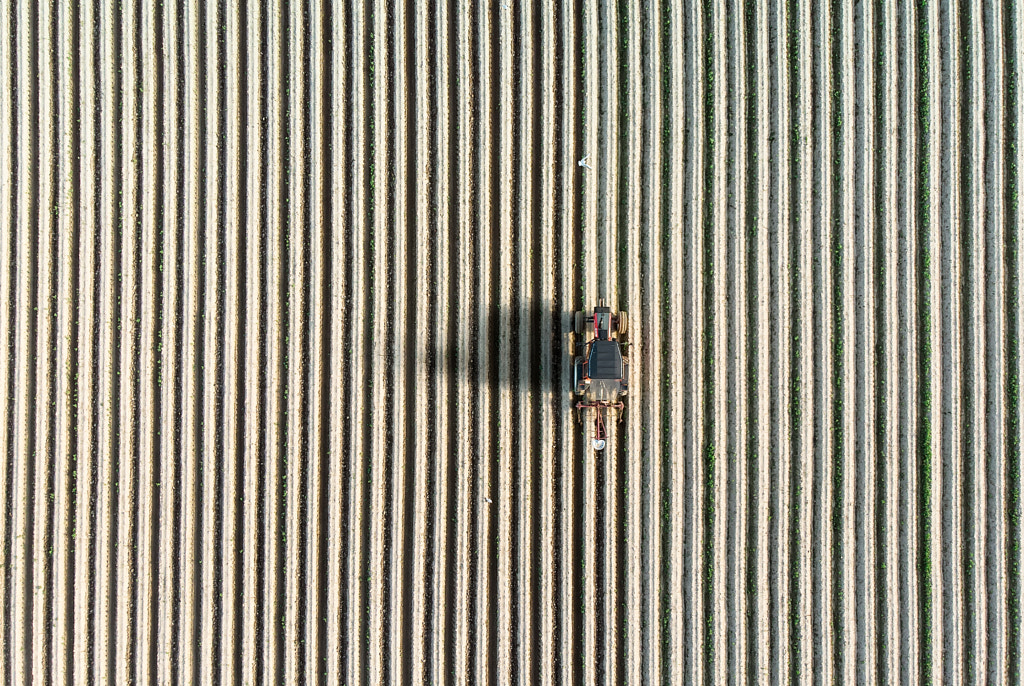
[617,311,628,337]
[575,310,584,335]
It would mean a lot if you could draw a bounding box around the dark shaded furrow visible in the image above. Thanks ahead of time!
[1004,0,1021,678]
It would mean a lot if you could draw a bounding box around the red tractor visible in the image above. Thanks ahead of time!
[572,301,629,451]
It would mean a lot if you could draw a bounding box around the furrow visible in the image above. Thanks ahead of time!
[836,0,857,678]
[680,0,704,681]
[0,0,14,675]
[51,0,79,680]
[620,0,643,682]
[792,0,815,679]
[324,0,346,681]
[855,1,880,681]
[176,0,201,677]
[810,0,835,679]
[406,3,432,682]
[448,2,472,680]
[877,0,901,682]
[132,0,159,679]
[282,0,307,679]
[495,2,515,681]
[385,0,407,677]
[70,0,99,681]
[298,2,315,679]
[92,0,119,678]
[307,0,329,678]
[9,0,34,665]
[471,2,494,683]
[772,0,794,677]
[725,0,749,679]
[580,1,599,683]
[938,1,965,680]
[709,0,729,676]
[752,0,771,680]
[30,0,57,679]
[113,0,140,676]
[600,0,621,667]
[1006,0,1023,679]
[342,0,368,680]
[365,0,388,680]
[198,0,223,676]
[555,2,579,683]
[921,0,943,678]
[534,0,556,683]
[240,0,265,682]
[983,0,1009,681]
[262,0,285,678]
[964,3,989,681]
[664,1,686,681]
[896,1,921,680]
[639,0,665,678]
[430,0,452,679]
[219,0,243,678]
[513,1,536,679]
[155,0,180,682]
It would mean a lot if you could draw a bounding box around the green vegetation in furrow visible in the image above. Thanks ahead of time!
[702,0,716,673]
[1005,16,1020,682]
[916,1,933,680]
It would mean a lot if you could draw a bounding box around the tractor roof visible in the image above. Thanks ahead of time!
[588,340,623,379]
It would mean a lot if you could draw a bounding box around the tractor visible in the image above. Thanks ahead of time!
[572,301,629,451]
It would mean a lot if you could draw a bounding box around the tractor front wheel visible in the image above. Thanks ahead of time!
[617,311,628,337]
[575,310,584,335]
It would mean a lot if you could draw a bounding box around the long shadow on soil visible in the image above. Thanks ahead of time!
[386,297,623,682]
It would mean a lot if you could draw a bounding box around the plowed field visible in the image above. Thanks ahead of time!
[1,0,1021,683]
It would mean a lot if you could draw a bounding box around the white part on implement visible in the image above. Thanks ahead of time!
[593,438,606,451]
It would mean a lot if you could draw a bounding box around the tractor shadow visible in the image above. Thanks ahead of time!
[393,295,627,681]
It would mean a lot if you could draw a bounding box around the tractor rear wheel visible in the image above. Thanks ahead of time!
[575,310,584,335]
[617,311,628,336]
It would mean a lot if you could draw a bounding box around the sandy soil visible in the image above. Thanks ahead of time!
[0,0,1021,683]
